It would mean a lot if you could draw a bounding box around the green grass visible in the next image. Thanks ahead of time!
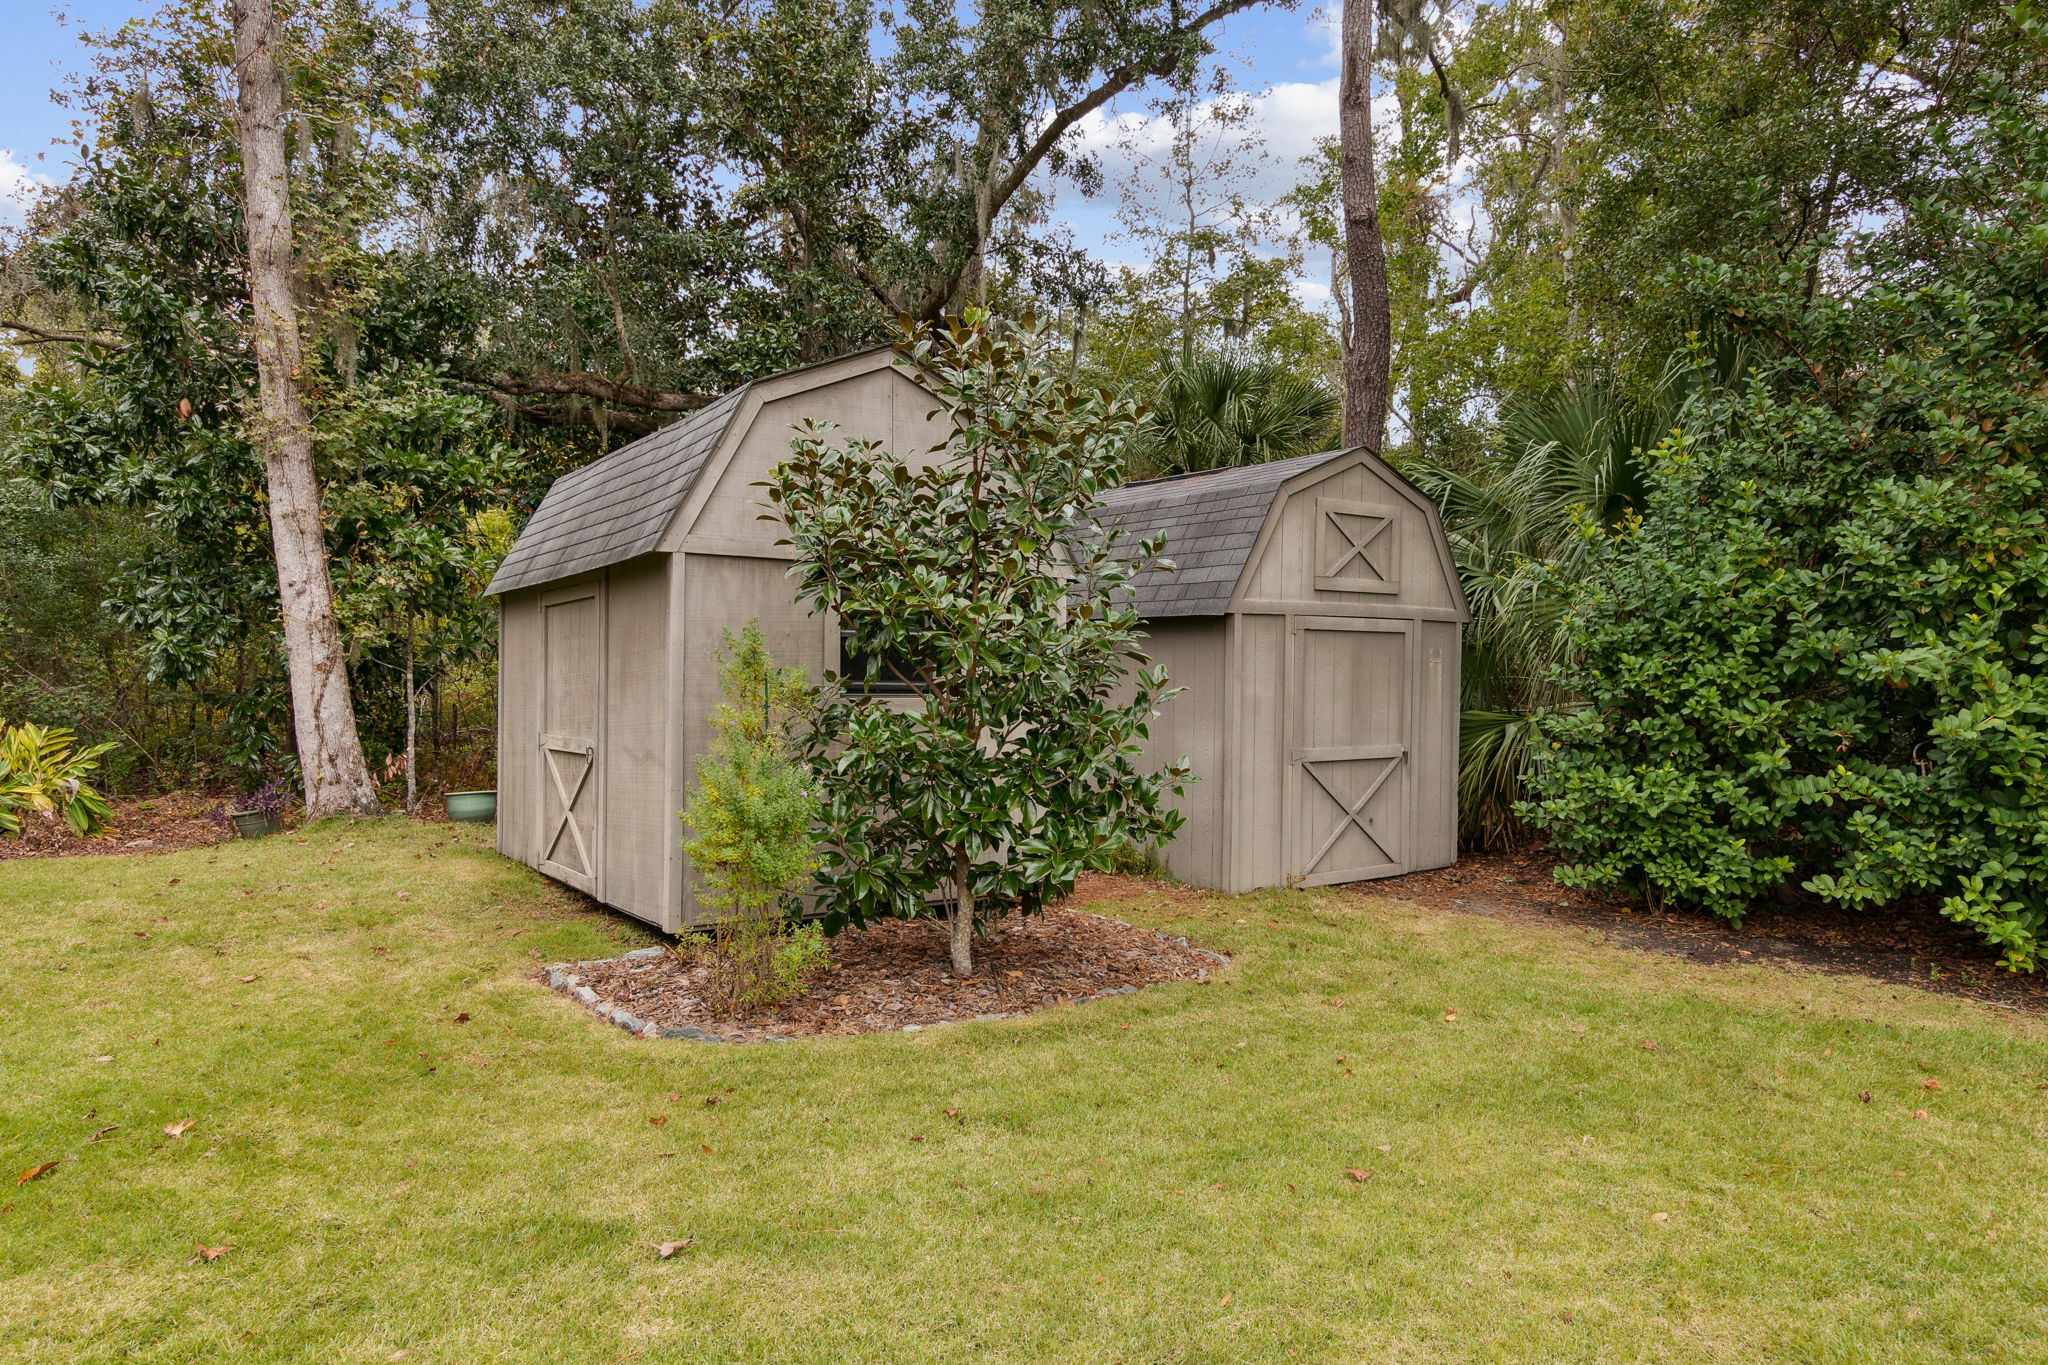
[4,820,2047,1363]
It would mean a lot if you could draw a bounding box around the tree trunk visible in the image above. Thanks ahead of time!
[1339,0,1393,452]
[403,616,418,814]
[949,848,975,976]
[231,0,382,820]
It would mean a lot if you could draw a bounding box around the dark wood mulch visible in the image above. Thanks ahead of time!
[564,906,1222,1042]
[1359,847,2048,1015]
[0,790,234,862]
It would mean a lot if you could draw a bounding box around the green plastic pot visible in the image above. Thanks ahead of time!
[231,810,282,840]
[446,790,497,823]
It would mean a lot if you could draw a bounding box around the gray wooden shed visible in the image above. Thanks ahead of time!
[1099,449,1469,891]
[486,351,1467,929]
[484,349,940,931]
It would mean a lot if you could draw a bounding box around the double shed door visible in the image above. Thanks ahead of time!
[538,581,604,896]
[1285,615,1413,887]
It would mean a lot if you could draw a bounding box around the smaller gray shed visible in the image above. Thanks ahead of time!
[1099,448,1470,891]
[486,350,1467,929]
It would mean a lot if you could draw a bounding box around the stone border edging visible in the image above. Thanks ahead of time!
[539,917,1230,1044]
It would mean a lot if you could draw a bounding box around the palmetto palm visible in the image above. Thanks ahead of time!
[1127,354,1341,479]
[1408,342,1742,846]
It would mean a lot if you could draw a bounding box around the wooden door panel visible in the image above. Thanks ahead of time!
[1289,620,1410,886]
[538,587,602,894]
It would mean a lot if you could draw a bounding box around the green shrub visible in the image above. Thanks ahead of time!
[678,621,826,1014]
[0,720,118,838]
[1525,83,2048,966]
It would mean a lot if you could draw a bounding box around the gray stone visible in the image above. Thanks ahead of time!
[613,1012,645,1033]
[902,1024,922,1032]
[659,1024,725,1043]
[572,985,599,1004]
[545,968,567,989]
[622,946,665,961]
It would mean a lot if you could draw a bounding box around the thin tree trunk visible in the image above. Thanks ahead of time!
[1339,0,1393,451]
[404,615,418,813]
[949,848,975,976]
[231,0,381,819]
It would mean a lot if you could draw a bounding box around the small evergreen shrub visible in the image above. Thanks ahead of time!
[678,621,826,1013]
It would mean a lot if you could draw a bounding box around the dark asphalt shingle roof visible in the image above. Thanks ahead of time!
[485,386,750,595]
[1097,449,1350,617]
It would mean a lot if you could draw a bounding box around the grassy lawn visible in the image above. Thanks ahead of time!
[4,820,2046,1363]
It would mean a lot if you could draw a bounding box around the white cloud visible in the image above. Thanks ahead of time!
[0,150,53,227]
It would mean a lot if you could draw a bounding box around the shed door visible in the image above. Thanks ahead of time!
[538,582,603,895]
[1288,617,1410,886]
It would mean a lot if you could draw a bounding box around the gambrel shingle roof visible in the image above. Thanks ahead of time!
[485,386,750,595]
[1097,449,1353,617]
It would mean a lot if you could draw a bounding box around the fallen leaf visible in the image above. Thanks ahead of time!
[1912,1109,1930,1120]
[703,1096,722,1107]
[1570,1025,1587,1035]
[164,1119,197,1138]
[238,975,259,984]
[1219,1293,1233,1307]
[1375,1144,1391,1153]
[89,1125,119,1143]
[1344,1168,1374,1184]
[700,1145,712,1155]
[1640,1040,1658,1051]
[1648,1212,1669,1222]
[388,1352,412,1361]
[1326,998,1348,1009]
[1443,1008,1459,1022]
[1821,1048,1834,1058]
[1859,1090,1873,1103]
[16,1161,58,1185]
[187,1241,232,1264]
[648,1116,668,1127]
[94,1055,114,1063]
[653,1239,697,1259]
[665,1093,681,1102]
[453,1013,471,1024]
[909,1134,926,1143]
[1919,1077,1942,1092]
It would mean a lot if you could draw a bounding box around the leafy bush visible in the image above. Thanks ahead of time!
[679,621,826,1013]
[766,311,1189,976]
[1525,82,2048,966]
[0,721,117,838]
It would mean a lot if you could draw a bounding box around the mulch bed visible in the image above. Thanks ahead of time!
[0,790,233,861]
[1360,847,2048,1015]
[561,906,1223,1042]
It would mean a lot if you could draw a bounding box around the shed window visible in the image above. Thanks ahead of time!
[838,629,928,696]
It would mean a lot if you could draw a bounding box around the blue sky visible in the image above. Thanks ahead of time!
[2,0,1344,276]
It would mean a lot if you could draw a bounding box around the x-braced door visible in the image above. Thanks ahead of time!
[1288,617,1411,886]
[538,582,603,895]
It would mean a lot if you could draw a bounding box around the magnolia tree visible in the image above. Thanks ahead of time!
[766,312,1190,976]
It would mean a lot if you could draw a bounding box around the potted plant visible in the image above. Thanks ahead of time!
[445,788,496,823]
[227,780,288,839]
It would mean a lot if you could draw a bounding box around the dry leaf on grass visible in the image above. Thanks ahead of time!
[1640,1040,1659,1051]
[1443,1008,1459,1022]
[1648,1212,1669,1222]
[164,1119,197,1138]
[1344,1168,1374,1184]
[653,1239,697,1259]
[187,1241,232,1264]
[1912,1109,1931,1120]
[89,1125,119,1143]
[1919,1077,1942,1091]
[237,975,259,984]
[1219,1293,1232,1307]
[16,1161,58,1185]
[647,1116,668,1127]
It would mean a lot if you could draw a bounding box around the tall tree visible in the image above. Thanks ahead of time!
[1339,0,1393,449]
[230,0,380,817]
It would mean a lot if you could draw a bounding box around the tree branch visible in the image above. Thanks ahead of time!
[488,370,711,415]
[1,317,126,348]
